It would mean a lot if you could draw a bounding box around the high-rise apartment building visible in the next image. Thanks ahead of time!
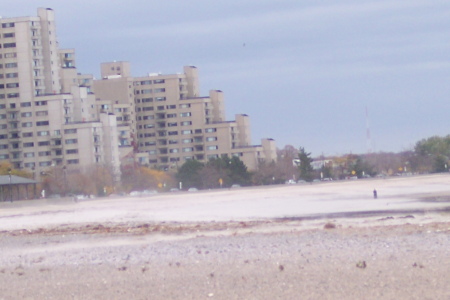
[0,8,121,180]
[0,8,275,180]
[93,62,276,171]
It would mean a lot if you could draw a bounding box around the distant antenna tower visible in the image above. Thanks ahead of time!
[366,106,372,153]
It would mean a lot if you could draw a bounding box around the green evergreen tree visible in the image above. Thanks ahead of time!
[176,160,204,189]
[298,147,314,182]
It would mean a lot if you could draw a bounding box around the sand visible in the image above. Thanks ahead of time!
[0,174,449,299]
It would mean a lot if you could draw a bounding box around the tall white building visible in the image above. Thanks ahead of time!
[93,62,276,171]
[0,8,121,179]
[0,8,275,180]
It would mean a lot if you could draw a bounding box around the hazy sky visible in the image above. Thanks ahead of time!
[5,1,450,156]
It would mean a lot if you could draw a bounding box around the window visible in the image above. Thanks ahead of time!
[3,43,16,48]
[141,89,152,94]
[154,88,165,93]
[0,134,7,139]
[153,79,165,84]
[24,162,36,168]
[66,149,78,154]
[143,107,153,111]
[67,159,79,165]
[24,142,34,148]
[35,101,47,106]
[22,122,33,127]
[181,121,192,126]
[140,80,152,85]
[166,105,176,109]
[205,128,217,133]
[36,121,49,126]
[144,124,154,129]
[21,102,32,107]
[21,112,32,118]
[0,114,6,120]
[4,53,17,58]
[149,150,157,155]
[182,138,193,144]
[2,23,15,28]
[143,115,154,120]
[6,73,18,78]
[38,151,51,156]
[37,131,49,136]
[169,149,179,153]
[168,131,178,136]
[0,144,8,149]
[155,97,166,102]
[206,137,217,142]
[35,111,48,116]
[22,132,33,138]
[65,139,78,144]
[181,130,192,135]
[180,112,191,117]
[144,133,155,137]
[0,154,9,159]
[6,83,19,88]
[38,141,50,146]
[7,93,19,98]
[207,145,219,150]
[168,122,177,127]
[5,63,18,68]
[142,98,153,103]
[166,113,176,118]
[39,161,52,167]
[64,128,77,134]
[180,103,191,109]
[183,147,194,152]
[24,152,35,158]
[145,141,156,146]
[169,140,178,144]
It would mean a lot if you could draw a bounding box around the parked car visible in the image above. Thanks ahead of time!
[188,187,198,192]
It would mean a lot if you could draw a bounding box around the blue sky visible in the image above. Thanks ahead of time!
[5,1,450,156]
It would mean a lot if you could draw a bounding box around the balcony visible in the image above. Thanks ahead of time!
[6,107,20,113]
[7,117,20,123]
[10,156,22,162]
[9,134,21,140]
[9,146,22,152]
[50,143,63,149]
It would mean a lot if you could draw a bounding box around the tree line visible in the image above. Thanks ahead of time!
[1,134,449,198]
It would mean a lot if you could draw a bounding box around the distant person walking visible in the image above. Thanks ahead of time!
[373,189,378,199]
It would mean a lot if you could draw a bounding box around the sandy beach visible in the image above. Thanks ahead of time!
[0,175,449,299]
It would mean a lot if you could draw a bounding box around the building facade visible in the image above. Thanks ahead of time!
[0,8,121,180]
[93,62,276,171]
[0,8,275,180]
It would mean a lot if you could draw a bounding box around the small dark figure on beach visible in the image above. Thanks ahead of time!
[373,189,378,199]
